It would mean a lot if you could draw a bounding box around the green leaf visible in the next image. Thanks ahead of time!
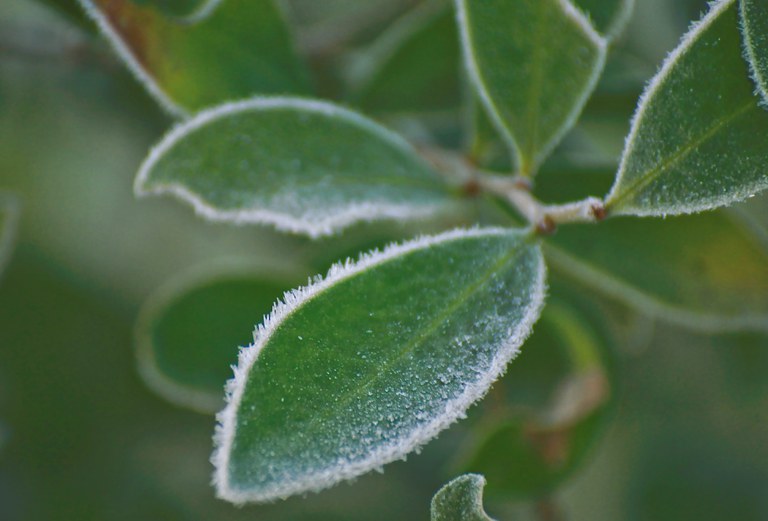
[456,0,607,175]
[352,2,462,114]
[740,0,768,105]
[0,194,20,278]
[135,262,303,413]
[572,0,635,39]
[545,209,768,333]
[136,97,456,238]
[130,0,220,21]
[213,228,546,503]
[459,292,613,499]
[605,0,768,216]
[78,0,309,115]
[431,474,496,521]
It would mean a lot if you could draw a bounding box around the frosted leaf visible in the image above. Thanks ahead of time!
[606,0,768,216]
[431,474,496,521]
[740,0,768,106]
[213,228,546,503]
[136,97,456,238]
[455,0,607,175]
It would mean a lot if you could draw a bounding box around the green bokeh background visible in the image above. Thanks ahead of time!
[1,0,768,519]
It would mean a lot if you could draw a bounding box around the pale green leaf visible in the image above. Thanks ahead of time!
[213,228,546,503]
[456,0,607,175]
[135,262,303,413]
[78,0,309,116]
[572,0,635,39]
[431,474,496,521]
[0,195,20,278]
[605,0,768,216]
[740,0,768,105]
[136,97,456,238]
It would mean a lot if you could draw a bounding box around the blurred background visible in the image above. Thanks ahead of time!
[1,0,768,519]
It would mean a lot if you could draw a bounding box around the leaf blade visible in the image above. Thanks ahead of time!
[136,97,456,238]
[0,195,20,279]
[740,0,768,105]
[605,0,768,216]
[572,0,635,40]
[456,0,607,174]
[213,228,546,503]
[78,0,309,115]
[431,474,496,521]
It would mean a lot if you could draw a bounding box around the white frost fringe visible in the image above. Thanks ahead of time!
[212,227,546,504]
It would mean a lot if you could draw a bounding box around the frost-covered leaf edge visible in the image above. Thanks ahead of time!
[431,473,496,521]
[134,259,304,414]
[739,0,768,106]
[77,0,189,117]
[135,96,451,239]
[454,0,608,173]
[212,227,547,504]
[604,0,767,216]
[0,194,21,279]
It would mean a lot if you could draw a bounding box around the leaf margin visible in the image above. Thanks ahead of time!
[135,96,453,238]
[212,227,547,504]
[455,0,608,174]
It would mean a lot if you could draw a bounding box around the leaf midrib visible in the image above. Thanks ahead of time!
[608,99,756,209]
[250,238,529,448]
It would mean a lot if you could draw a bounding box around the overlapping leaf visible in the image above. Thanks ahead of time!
[131,0,220,20]
[352,2,462,114]
[136,98,456,238]
[456,0,607,175]
[431,474,496,521]
[213,228,546,503]
[135,264,302,413]
[78,0,309,115]
[572,0,635,39]
[460,292,613,498]
[606,0,768,216]
[740,0,768,105]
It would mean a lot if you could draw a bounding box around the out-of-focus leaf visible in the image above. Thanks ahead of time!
[136,97,456,238]
[135,262,303,413]
[131,0,220,21]
[78,0,309,115]
[460,295,613,499]
[352,2,461,114]
[212,228,546,503]
[572,0,635,39]
[740,0,768,105]
[605,0,768,216]
[0,194,20,279]
[546,211,768,332]
[455,0,607,175]
[431,474,496,521]
[538,166,768,332]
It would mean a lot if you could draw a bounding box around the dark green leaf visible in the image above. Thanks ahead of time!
[605,0,768,216]
[0,195,19,278]
[78,0,309,115]
[572,0,635,39]
[431,474,495,521]
[456,0,607,175]
[740,0,768,105]
[460,293,613,499]
[546,210,768,332]
[213,228,546,503]
[136,98,456,238]
[135,263,303,413]
[352,2,462,114]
